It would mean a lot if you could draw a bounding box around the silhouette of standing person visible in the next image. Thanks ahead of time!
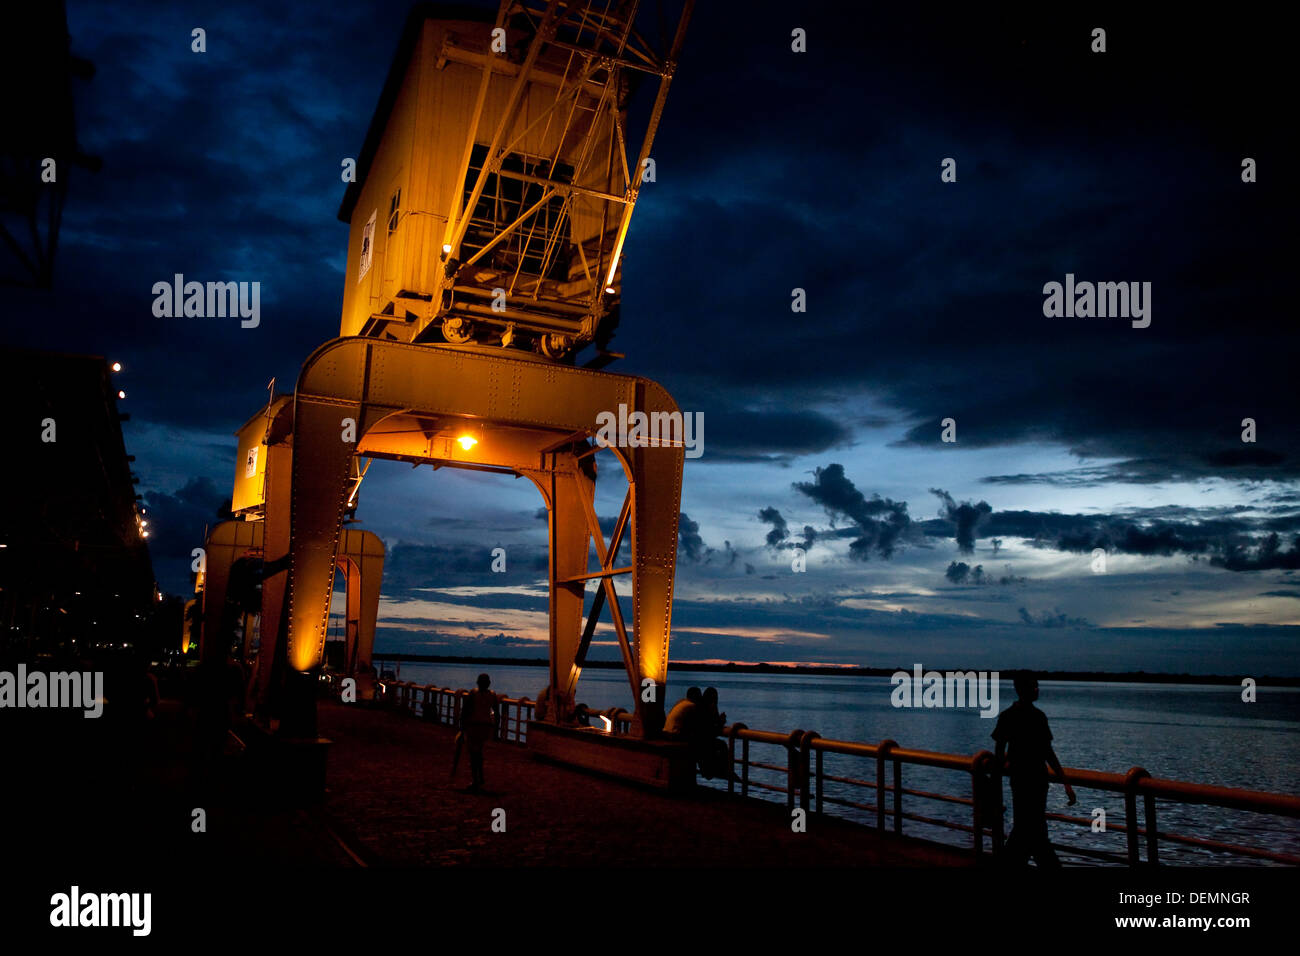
[992,671,1076,867]
[461,673,499,793]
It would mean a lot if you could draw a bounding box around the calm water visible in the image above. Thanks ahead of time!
[384,661,1300,864]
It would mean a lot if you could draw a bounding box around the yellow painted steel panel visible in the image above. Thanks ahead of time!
[230,397,290,514]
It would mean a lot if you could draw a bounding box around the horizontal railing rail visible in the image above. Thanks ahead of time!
[720,725,1300,867]
[337,678,637,744]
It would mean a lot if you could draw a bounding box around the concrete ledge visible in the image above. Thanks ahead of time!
[526,720,696,792]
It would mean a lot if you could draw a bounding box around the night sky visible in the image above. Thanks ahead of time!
[8,2,1297,674]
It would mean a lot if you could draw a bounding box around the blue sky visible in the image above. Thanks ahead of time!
[6,1,1296,675]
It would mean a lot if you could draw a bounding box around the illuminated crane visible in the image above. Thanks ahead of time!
[338,0,694,366]
[214,1,694,766]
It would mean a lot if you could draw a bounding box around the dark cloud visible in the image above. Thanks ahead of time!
[1018,607,1092,628]
[1054,522,1213,557]
[981,454,1294,487]
[383,542,545,596]
[945,561,984,585]
[912,504,1300,573]
[758,507,788,548]
[616,6,1297,485]
[677,512,707,563]
[1211,534,1300,572]
[142,476,226,592]
[756,507,818,553]
[470,633,544,648]
[780,474,1300,574]
[694,407,853,464]
[793,464,911,560]
[930,489,992,554]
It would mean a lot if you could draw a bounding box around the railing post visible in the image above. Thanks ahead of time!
[513,699,522,740]
[1144,792,1159,865]
[972,750,992,859]
[893,757,903,835]
[815,748,824,816]
[785,730,804,811]
[877,740,897,832]
[742,736,751,798]
[992,762,1004,856]
[1124,767,1150,866]
[798,732,819,814]
[726,724,746,795]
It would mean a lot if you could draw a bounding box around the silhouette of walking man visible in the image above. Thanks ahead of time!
[461,673,499,794]
[992,671,1076,867]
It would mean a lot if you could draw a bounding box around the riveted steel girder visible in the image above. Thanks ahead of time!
[283,337,682,734]
[198,519,264,670]
[200,519,385,686]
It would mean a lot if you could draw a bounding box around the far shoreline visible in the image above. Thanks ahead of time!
[366,653,1300,687]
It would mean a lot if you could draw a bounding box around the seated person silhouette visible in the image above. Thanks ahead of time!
[992,671,1076,867]
[663,687,702,739]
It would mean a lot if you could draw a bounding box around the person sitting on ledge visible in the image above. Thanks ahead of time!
[696,687,731,779]
[662,686,702,741]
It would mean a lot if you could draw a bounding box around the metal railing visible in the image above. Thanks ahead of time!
[721,724,1300,866]
[365,680,638,743]
[337,677,1300,866]
[373,681,536,742]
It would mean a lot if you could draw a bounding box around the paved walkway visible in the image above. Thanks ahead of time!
[317,699,971,867]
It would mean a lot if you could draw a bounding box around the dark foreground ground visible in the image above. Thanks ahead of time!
[3,693,970,869]
[5,690,1292,942]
